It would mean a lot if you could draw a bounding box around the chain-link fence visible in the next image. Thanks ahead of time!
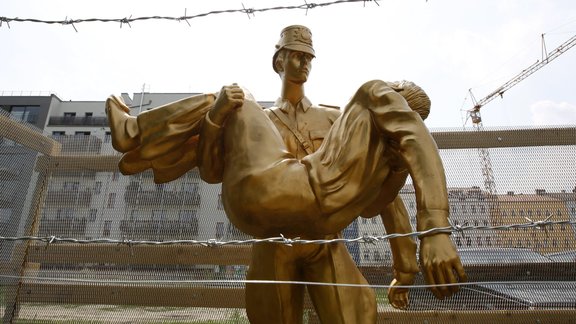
[1,107,575,323]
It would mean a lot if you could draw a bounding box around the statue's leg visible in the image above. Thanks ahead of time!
[304,241,376,324]
[246,243,305,324]
[221,100,322,237]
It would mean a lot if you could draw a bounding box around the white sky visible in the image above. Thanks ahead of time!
[2,0,576,129]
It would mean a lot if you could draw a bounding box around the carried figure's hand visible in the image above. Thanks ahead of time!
[419,233,467,299]
[388,270,415,310]
[209,84,245,126]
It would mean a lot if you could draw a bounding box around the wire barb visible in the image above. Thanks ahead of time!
[61,16,78,32]
[0,16,10,28]
[179,8,191,27]
[120,15,132,28]
[241,3,256,19]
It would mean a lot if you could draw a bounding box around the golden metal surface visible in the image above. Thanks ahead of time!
[107,25,465,323]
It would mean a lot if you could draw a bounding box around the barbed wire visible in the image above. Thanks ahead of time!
[1,219,573,248]
[0,0,381,31]
[0,274,571,290]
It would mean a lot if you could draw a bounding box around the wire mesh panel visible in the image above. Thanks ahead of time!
[1,105,576,323]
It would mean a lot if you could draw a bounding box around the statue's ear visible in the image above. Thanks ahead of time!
[274,60,284,73]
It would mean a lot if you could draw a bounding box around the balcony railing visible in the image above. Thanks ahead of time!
[38,218,87,237]
[124,190,201,206]
[45,189,92,206]
[48,116,109,127]
[52,135,102,154]
[119,219,199,240]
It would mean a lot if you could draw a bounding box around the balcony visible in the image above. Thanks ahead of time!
[124,189,200,206]
[48,116,109,127]
[38,218,87,237]
[45,189,92,206]
[119,219,199,240]
[52,135,102,154]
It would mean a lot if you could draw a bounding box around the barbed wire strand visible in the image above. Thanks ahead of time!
[0,274,571,290]
[0,0,382,31]
[1,219,573,248]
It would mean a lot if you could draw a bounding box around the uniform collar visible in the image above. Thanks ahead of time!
[275,96,313,113]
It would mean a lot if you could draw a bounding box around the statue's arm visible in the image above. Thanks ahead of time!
[197,84,245,184]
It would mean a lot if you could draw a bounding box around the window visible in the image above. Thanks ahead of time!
[104,131,111,143]
[480,205,486,214]
[455,237,462,247]
[10,105,39,124]
[471,205,476,214]
[371,218,377,224]
[466,237,472,247]
[75,131,91,136]
[85,112,93,117]
[52,131,65,136]
[64,112,76,117]
[361,218,367,224]
[107,193,116,208]
[217,194,224,210]
[152,209,166,221]
[216,222,224,239]
[56,208,73,219]
[462,205,467,214]
[63,181,79,191]
[363,250,371,261]
[94,181,102,194]
[89,209,97,222]
[103,221,112,237]
[373,250,382,261]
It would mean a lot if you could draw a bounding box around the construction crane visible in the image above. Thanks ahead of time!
[466,33,576,196]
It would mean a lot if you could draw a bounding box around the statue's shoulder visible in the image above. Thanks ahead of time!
[315,103,341,120]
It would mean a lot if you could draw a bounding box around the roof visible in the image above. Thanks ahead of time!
[457,248,552,265]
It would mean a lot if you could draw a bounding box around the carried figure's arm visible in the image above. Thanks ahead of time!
[374,85,466,299]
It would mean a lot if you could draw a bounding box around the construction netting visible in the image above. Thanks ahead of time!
[1,108,575,323]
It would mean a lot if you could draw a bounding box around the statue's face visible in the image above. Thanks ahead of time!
[282,50,314,84]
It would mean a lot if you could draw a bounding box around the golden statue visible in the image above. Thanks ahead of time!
[106,25,466,324]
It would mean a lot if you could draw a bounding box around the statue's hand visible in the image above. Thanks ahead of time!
[388,271,415,310]
[419,233,467,299]
[209,84,245,126]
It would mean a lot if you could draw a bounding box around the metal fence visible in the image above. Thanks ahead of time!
[1,110,575,323]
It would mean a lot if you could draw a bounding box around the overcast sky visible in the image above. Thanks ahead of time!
[2,0,576,129]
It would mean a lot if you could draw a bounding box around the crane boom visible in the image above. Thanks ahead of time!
[467,33,576,197]
[470,33,576,114]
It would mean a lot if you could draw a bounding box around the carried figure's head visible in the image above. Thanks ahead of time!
[273,25,316,82]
